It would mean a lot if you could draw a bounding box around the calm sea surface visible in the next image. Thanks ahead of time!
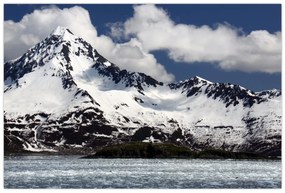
[4,155,281,188]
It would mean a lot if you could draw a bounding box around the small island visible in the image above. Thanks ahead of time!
[82,142,268,159]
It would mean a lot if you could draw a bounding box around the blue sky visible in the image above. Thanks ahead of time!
[4,4,281,91]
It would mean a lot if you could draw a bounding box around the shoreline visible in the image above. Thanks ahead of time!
[4,153,281,161]
[5,142,281,160]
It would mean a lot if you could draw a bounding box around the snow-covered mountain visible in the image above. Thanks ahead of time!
[4,27,281,156]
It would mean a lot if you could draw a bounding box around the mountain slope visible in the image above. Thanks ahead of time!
[4,27,281,156]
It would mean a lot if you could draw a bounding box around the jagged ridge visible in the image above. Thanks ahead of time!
[4,27,281,156]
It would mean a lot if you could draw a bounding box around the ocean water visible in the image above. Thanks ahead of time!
[4,155,281,188]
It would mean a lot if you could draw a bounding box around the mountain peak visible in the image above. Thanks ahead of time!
[191,76,213,84]
[51,26,74,37]
[4,25,281,156]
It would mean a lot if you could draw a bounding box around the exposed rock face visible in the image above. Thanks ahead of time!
[4,27,281,156]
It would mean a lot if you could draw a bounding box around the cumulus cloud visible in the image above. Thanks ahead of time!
[107,22,125,41]
[4,4,281,82]
[119,4,281,73]
[4,6,174,82]
[4,6,97,60]
[110,39,173,81]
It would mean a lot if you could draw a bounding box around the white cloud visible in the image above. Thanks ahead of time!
[110,39,174,82]
[4,4,281,83]
[4,6,97,60]
[107,22,125,41]
[121,4,281,73]
[4,6,174,82]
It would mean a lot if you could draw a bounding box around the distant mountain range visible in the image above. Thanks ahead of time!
[4,26,281,156]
